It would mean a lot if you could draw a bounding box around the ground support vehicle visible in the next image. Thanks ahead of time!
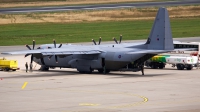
[0,58,19,71]
[145,55,198,70]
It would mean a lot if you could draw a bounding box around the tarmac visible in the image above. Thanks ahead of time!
[0,37,200,112]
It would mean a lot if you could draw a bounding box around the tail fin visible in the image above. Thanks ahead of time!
[146,7,174,50]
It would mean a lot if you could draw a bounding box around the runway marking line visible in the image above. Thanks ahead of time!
[109,94,148,109]
[60,89,148,109]
[21,82,28,89]
[79,103,100,106]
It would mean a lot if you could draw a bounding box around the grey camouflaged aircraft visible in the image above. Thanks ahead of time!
[2,7,174,75]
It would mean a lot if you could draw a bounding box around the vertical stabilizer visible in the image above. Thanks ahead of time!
[147,7,174,50]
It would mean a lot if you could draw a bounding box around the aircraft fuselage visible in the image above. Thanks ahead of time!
[33,44,146,71]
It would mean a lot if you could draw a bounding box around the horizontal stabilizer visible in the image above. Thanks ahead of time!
[174,48,198,51]
[127,50,172,54]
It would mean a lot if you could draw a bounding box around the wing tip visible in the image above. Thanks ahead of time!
[1,53,12,55]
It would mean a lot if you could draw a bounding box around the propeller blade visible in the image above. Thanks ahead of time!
[33,40,35,50]
[48,55,53,60]
[98,37,101,45]
[25,45,31,50]
[53,39,56,48]
[119,35,122,44]
[92,39,96,45]
[58,44,62,48]
[55,55,58,63]
[113,37,118,44]
[31,54,33,64]
[25,54,31,58]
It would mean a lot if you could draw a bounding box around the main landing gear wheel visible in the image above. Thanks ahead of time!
[105,69,110,74]
[79,68,93,74]
[39,65,49,71]
[140,65,144,75]
[78,71,92,74]
[98,69,110,74]
[98,69,104,73]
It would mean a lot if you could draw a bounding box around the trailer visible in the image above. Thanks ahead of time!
[145,55,199,70]
[0,58,19,71]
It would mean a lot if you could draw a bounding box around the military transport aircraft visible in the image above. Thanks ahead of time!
[1,7,174,75]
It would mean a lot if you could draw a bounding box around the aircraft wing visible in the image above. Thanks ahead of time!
[1,49,41,55]
[127,50,172,54]
[1,46,102,55]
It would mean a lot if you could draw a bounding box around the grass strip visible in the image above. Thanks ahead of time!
[0,18,200,46]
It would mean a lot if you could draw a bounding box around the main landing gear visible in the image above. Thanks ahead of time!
[140,65,144,75]
[39,65,49,71]
[97,68,110,74]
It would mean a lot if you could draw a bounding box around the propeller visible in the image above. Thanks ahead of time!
[33,40,35,50]
[119,35,122,44]
[25,54,31,58]
[25,40,35,64]
[55,55,58,63]
[48,39,62,63]
[58,44,62,48]
[53,39,56,48]
[48,55,58,63]
[48,55,53,60]
[113,37,118,44]
[98,37,101,45]
[92,39,97,45]
[113,35,123,44]
[92,37,101,45]
[26,44,31,50]
[52,39,62,48]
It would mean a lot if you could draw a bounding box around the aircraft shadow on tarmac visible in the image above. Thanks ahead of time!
[145,67,177,70]
[145,67,199,71]
[102,72,176,78]
[2,70,78,79]
[2,69,176,79]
